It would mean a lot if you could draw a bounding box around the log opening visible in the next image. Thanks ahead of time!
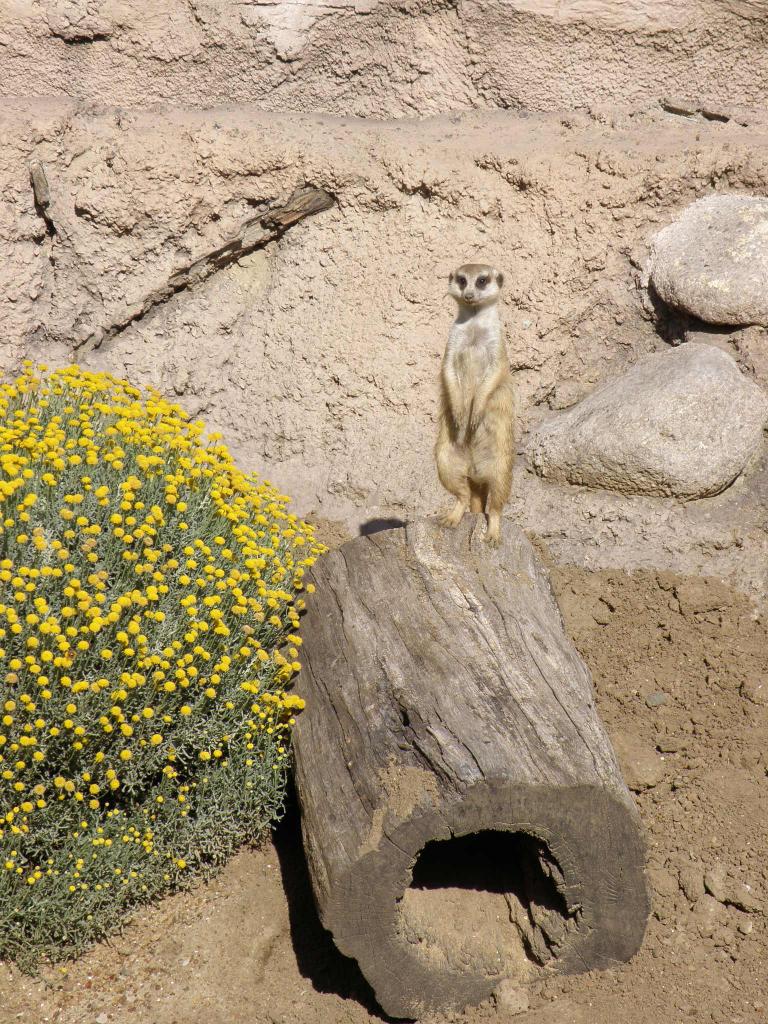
[398,829,578,981]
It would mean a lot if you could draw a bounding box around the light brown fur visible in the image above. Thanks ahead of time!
[435,263,515,546]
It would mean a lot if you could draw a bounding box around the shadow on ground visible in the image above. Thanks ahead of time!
[272,784,394,1021]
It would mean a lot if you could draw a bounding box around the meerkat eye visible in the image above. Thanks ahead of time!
[476,276,488,288]
[457,275,467,288]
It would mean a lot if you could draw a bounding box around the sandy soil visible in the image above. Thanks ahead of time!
[1,557,765,1024]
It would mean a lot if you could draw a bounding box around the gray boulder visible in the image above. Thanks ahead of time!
[527,344,768,499]
[649,194,768,326]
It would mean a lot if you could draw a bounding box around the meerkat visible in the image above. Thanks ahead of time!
[434,262,515,547]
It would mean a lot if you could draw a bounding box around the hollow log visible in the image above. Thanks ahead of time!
[292,517,649,1019]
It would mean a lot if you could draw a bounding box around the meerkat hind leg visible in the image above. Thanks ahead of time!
[438,474,472,528]
[436,442,472,529]
[485,510,502,547]
[484,482,508,547]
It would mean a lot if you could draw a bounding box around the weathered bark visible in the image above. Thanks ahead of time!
[292,517,649,1019]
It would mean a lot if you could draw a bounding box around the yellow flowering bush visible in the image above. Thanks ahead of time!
[0,363,324,968]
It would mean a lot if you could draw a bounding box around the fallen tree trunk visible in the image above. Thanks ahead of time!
[292,517,649,1019]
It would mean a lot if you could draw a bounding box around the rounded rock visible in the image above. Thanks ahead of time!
[649,195,768,326]
[526,343,768,499]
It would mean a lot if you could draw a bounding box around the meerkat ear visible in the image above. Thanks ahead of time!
[448,271,454,283]
[496,270,504,288]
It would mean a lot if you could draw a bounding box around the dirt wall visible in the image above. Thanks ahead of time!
[1,1,767,118]
[2,99,768,598]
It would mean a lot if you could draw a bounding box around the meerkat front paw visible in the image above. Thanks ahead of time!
[438,504,466,529]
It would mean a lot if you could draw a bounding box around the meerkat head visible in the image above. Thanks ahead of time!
[448,263,504,308]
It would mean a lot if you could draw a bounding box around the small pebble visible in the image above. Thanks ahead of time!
[704,863,729,903]
[493,980,530,1016]
[646,691,669,708]
[729,881,762,913]
[740,678,767,705]
[678,864,705,902]
[648,866,677,897]
[692,894,725,936]
[613,732,665,791]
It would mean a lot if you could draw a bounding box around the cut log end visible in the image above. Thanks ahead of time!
[294,517,650,1019]
[323,779,647,1019]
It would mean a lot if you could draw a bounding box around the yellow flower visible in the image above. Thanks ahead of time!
[282,695,306,711]
[0,363,325,950]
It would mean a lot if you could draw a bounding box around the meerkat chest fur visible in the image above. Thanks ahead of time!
[446,305,501,396]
